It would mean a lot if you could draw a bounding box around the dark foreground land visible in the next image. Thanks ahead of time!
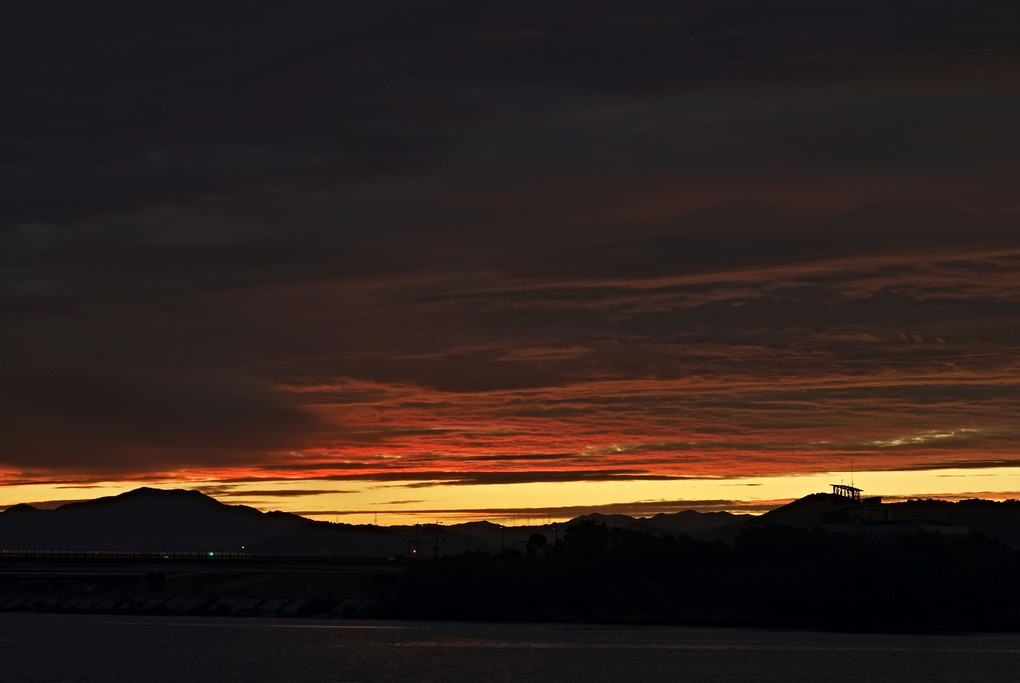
[4,522,1020,632]
[386,522,1020,631]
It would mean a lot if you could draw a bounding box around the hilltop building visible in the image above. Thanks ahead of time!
[819,484,967,538]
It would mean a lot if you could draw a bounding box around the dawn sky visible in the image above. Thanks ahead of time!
[3,1,1019,523]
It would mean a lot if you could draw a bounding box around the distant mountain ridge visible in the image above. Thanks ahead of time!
[0,487,751,557]
[0,487,310,554]
[3,487,1018,556]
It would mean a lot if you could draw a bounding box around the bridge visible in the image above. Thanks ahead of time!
[0,548,406,573]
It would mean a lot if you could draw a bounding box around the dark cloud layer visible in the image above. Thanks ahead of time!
[2,2,1018,494]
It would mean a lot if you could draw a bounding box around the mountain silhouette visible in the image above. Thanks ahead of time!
[0,488,310,553]
[0,488,752,556]
[3,487,1015,556]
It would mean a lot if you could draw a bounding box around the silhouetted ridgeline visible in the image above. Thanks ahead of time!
[0,488,753,557]
[384,521,1020,631]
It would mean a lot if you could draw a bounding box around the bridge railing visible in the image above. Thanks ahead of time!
[0,549,406,564]
[0,549,252,561]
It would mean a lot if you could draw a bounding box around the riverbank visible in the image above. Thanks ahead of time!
[0,566,389,618]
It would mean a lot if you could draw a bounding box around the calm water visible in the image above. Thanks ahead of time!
[2,613,1019,682]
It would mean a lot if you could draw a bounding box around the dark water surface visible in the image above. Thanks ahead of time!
[2,613,1019,681]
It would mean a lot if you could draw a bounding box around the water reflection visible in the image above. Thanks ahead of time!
[2,614,1019,682]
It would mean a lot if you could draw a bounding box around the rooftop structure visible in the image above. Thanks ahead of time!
[830,484,862,502]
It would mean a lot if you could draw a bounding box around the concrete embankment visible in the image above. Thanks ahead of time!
[0,559,402,618]
[0,592,382,618]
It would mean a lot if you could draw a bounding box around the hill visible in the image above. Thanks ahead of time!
[0,488,410,557]
[0,488,750,556]
[729,492,1020,548]
[5,487,1016,556]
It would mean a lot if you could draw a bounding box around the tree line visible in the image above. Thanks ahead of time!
[381,520,1020,631]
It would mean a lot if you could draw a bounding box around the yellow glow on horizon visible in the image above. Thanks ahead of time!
[2,467,1019,526]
